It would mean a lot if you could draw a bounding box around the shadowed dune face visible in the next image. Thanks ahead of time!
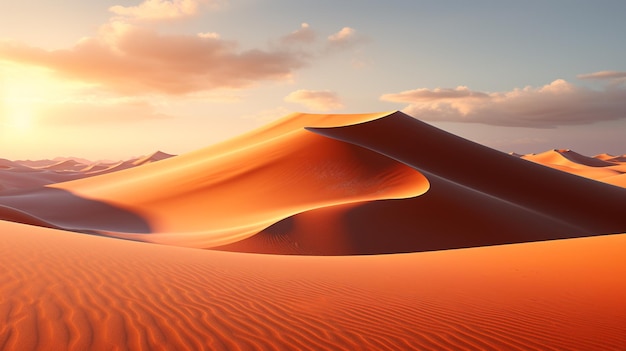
[1,221,625,350]
[0,188,151,233]
[1,111,626,255]
[0,114,429,248]
[216,112,626,254]
[0,153,175,194]
[50,128,429,247]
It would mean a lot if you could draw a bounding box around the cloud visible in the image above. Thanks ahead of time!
[109,0,218,21]
[382,86,489,102]
[381,79,626,128]
[577,70,626,80]
[197,32,220,39]
[328,27,356,43]
[284,89,344,111]
[281,23,316,44]
[0,22,306,95]
[326,27,361,50]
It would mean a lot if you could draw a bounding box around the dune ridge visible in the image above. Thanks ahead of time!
[1,111,626,255]
[9,124,429,248]
[217,112,626,254]
[0,152,175,194]
[522,149,626,186]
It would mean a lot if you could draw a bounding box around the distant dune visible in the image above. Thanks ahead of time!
[0,151,174,194]
[522,148,626,187]
[1,111,625,350]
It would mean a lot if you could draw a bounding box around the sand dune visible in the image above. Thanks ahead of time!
[2,111,625,350]
[36,159,89,172]
[4,120,429,247]
[522,149,626,186]
[0,152,175,194]
[219,112,626,254]
[603,173,626,188]
[1,111,625,254]
[594,153,626,163]
[524,149,614,167]
[131,150,175,166]
[1,220,624,350]
[0,168,84,194]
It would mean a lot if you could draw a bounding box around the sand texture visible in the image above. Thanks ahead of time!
[1,221,625,350]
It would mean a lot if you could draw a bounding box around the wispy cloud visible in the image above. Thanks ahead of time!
[197,32,220,39]
[281,23,316,44]
[381,79,626,128]
[109,0,219,21]
[328,27,355,43]
[284,89,344,111]
[577,70,626,80]
[326,27,363,51]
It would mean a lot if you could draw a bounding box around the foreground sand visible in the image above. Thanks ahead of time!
[1,220,625,350]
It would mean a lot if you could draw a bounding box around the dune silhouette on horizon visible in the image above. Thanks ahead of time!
[0,151,175,195]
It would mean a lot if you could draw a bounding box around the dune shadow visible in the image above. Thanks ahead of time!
[0,187,151,234]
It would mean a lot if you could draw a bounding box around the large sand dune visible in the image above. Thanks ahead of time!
[1,111,625,350]
[1,111,625,254]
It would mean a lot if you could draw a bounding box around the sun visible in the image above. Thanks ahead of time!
[0,63,72,135]
[4,101,35,133]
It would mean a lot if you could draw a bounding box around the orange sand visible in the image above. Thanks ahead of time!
[1,111,625,254]
[1,111,626,350]
[523,149,626,187]
[1,221,625,350]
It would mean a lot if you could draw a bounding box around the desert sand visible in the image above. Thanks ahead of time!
[1,111,625,350]
[0,152,174,194]
[522,149,626,185]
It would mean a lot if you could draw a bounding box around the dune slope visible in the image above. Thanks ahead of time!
[1,111,625,254]
[522,149,626,186]
[217,112,626,254]
[0,112,428,248]
[1,220,625,351]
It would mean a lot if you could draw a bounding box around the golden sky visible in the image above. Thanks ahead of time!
[1,0,626,160]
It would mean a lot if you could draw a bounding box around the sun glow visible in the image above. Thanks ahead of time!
[0,63,89,136]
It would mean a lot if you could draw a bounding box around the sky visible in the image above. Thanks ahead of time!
[1,0,626,160]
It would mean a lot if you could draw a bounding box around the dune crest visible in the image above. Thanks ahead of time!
[51,122,429,247]
[1,111,626,255]
[218,112,626,254]
[522,149,626,186]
